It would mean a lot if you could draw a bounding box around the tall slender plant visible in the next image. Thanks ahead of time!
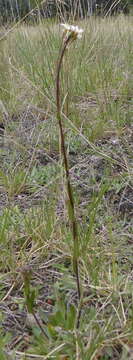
[56,24,83,302]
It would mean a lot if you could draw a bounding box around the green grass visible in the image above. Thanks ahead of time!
[0,14,133,359]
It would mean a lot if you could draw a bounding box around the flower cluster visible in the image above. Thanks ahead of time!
[60,23,84,40]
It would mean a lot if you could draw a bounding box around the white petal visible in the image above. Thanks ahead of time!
[60,23,84,39]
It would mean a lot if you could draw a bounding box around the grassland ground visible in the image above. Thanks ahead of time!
[0,14,133,359]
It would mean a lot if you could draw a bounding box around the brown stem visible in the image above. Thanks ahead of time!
[56,34,81,301]
[33,312,49,339]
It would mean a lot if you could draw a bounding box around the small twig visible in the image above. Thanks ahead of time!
[1,282,15,302]
[15,343,65,359]
[33,312,49,339]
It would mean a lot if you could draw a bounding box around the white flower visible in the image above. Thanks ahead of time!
[60,23,84,40]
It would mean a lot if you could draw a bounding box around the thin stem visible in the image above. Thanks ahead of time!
[56,35,81,301]
[33,312,49,339]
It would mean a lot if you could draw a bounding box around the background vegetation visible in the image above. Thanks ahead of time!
[0,0,133,23]
[0,1,133,359]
